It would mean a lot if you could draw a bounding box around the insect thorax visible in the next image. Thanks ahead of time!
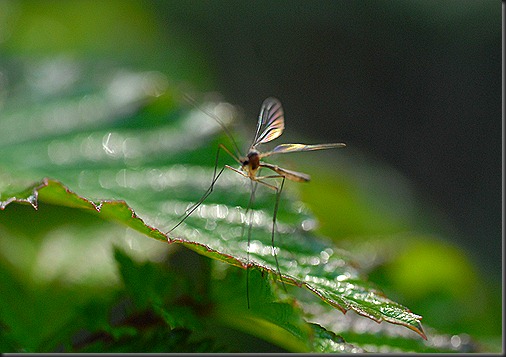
[243,150,260,172]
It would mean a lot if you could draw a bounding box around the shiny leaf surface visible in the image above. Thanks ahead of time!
[0,59,427,350]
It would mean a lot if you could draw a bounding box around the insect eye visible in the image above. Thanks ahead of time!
[242,160,249,165]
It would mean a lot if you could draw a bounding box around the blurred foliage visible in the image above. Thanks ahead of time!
[299,163,502,341]
[0,0,502,353]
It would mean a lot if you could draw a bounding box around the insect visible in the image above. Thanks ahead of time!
[168,96,345,307]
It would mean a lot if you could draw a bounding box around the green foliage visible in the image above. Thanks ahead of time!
[0,2,501,350]
[1,59,496,353]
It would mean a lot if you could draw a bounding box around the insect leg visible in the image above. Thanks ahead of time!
[167,144,232,234]
[254,175,284,185]
[271,176,287,291]
[218,143,242,165]
[244,180,258,309]
[225,165,248,177]
[252,176,287,292]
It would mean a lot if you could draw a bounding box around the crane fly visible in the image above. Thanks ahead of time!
[168,96,346,308]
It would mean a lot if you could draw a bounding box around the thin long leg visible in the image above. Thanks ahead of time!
[225,166,284,189]
[245,180,258,309]
[271,176,287,292]
[245,175,287,307]
[167,144,235,233]
[218,143,242,165]
[225,165,248,177]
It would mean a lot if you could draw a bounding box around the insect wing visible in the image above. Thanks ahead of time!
[252,97,285,147]
[260,142,346,158]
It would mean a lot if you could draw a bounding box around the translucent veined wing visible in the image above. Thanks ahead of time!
[260,162,311,182]
[260,142,346,158]
[251,97,285,148]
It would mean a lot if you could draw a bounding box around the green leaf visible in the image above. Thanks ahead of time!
[309,323,364,353]
[112,246,364,353]
[1,58,428,350]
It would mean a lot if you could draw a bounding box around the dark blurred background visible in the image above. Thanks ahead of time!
[151,1,501,279]
[0,1,501,278]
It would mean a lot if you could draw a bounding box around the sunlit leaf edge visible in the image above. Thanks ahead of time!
[0,177,427,340]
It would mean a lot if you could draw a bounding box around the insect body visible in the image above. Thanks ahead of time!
[222,98,344,188]
[168,96,345,307]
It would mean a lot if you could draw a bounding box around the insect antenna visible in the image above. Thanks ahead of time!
[182,93,242,158]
